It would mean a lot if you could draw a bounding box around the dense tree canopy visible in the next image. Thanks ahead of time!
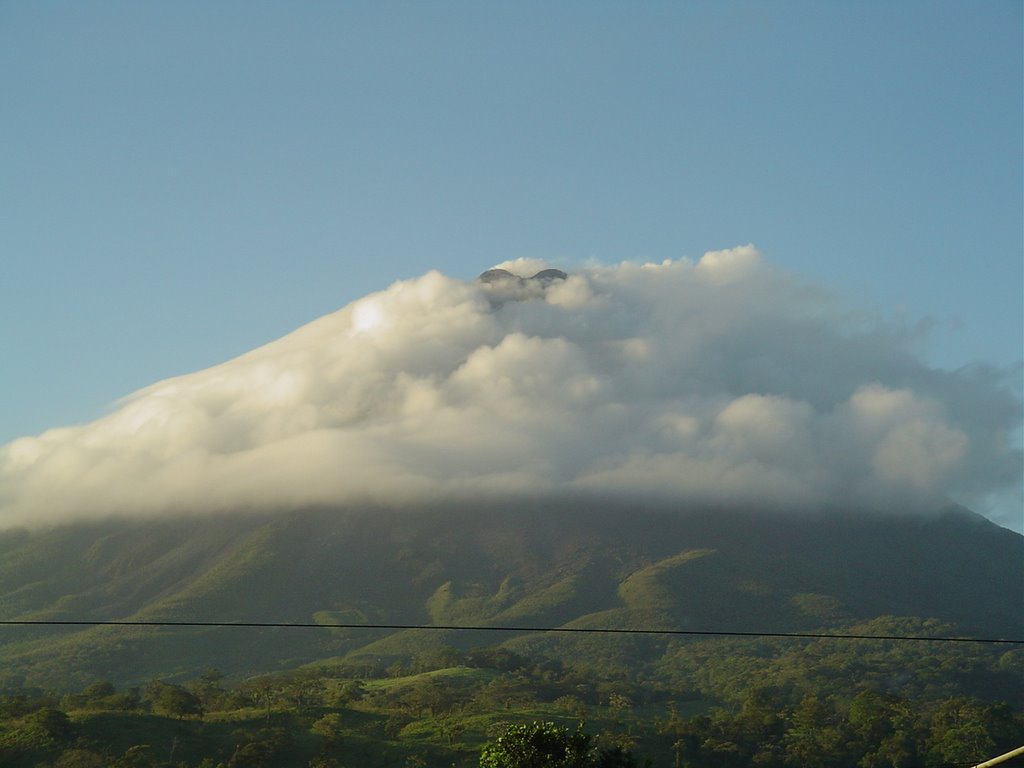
[0,636,1019,768]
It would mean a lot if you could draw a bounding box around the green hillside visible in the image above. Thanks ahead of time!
[0,502,1019,689]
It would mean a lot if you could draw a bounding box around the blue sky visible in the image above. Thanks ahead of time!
[1,2,1021,520]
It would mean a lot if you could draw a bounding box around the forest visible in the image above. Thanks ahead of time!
[1,616,1020,768]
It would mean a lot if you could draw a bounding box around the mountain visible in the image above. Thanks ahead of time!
[0,502,1019,690]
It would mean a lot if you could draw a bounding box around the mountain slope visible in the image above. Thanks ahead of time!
[0,503,1019,688]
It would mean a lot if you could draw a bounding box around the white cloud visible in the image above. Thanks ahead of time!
[0,246,1019,528]
[694,243,761,283]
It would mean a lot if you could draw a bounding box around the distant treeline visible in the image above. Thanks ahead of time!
[0,621,1021,767]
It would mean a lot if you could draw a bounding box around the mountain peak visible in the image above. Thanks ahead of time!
[477,267,568,283]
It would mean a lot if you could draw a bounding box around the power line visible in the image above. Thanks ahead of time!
[0,619,1020,644]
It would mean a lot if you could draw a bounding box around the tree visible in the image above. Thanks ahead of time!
[145,680,203,719]
[191,667,228,711]
[480,721,593,768]
[927,698,1014,766]
[280,671,326,712]
[331,679,366,707]
[82,681,116,699]
[27,707,73,742]
[228,727,292,768]
[311,713,344,743]
[438,713,466,746]
[782,695,843,768]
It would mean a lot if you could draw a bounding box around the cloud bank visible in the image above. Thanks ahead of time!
[1,246,1020,528]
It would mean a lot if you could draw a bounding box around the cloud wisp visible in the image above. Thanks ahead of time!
[1,246,1020,528]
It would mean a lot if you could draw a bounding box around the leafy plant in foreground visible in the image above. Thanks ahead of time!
[479,721,644,768]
